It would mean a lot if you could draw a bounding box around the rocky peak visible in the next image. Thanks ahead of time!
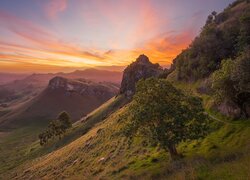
[48,76,69,90]
[135,54,150,65]
[120,54,163,97]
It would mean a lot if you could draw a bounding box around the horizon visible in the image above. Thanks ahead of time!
[0,0,234,73]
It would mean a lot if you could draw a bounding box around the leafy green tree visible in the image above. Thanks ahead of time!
[39,112,72,146]
[58,111,72,129]
[38,132,47,146]
[232,49,250,93]
[211,50,250,117]
[124,78,209,160]
[211,59,236,102]
[48,120,66,139]
[238,11,250,50]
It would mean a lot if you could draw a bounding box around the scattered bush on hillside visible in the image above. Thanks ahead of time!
[211,49,250,117]
[39,111,72,146]
[123,78,209,160]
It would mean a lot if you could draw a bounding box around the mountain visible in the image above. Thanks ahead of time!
[168,0,250,118]
[0,73,28,85]
[1,1,250,179]
[120,54,163,97]
[0,77,119,129]
[67,69,122,84]
[0,68,122,108]
[170,0,250,81]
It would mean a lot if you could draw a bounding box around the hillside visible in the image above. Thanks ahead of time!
[0,77,118,129]
[5,91,250,179]
[0,1,250,179]
[169,0,250,119]
[171,0,250,81]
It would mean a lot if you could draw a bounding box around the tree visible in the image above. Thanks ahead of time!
[39,112,72,146]
[211,50,250,117]
[57,111,72,129]
[211,59,236,102]
[124,78,209,160]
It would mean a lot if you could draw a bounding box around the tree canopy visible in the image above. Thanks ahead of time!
[124,78,209,160]
[211,49,250,117]
[39,111,72,146]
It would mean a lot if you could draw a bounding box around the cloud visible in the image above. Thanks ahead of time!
[44,0,67,20]
[0,1,203,72]
[0,10,110,66]
[0,10,52,37]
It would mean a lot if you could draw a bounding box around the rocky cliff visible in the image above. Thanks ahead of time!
[48,76,118,97]
[120,55,163,97]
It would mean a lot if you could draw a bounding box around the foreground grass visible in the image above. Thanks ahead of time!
[0,95,127,178]
[0,121,46,175]
[1,83,250,179]
[3,99,249,179]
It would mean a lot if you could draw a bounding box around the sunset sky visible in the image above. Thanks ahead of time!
[0,0,234,73]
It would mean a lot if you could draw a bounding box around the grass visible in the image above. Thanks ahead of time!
[0,95,127,178]
[2,96,249,179]
[1,81,250,179]
[0,121,46,175]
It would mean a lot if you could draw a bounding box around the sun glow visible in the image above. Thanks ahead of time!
[0,0,231,72]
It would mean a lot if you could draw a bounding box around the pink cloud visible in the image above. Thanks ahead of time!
[0,10,52,37]
[44,0,67,20]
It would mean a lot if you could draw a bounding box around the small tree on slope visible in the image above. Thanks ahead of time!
[58,111,72,129]
[124,78,209,160]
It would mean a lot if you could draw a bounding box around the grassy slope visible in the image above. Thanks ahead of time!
[0,95,127,178]
[4,81,250,179]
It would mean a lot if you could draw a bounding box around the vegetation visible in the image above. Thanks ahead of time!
[124,78,209,160]
[39,111,72,146]
[172,0,250,81]
[211,50,250,117]
[1,1,250,179]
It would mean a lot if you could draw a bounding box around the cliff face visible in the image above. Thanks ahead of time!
[48,76,118,97]
[120,55,163,97]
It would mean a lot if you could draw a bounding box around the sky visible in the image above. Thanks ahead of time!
[0,0,234,73]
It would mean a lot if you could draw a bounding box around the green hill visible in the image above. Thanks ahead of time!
[171,0,250,81]
[5,87,250,179]
[0,1,250,179]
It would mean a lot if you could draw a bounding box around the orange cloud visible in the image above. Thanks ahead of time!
[44,0,67,20]
[0,3,198,73]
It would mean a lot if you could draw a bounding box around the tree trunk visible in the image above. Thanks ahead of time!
[167,144,180,160]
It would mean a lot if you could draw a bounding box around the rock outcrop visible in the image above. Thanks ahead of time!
[48,76,118,97]
[120,55,163,97]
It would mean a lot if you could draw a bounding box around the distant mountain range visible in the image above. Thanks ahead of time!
[0,68,122,105]
[0,76,119,129]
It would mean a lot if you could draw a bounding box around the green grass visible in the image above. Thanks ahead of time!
[0,121,45,175]
[3,96,249,179]
[1,82,250,179]
[0,95,127,178]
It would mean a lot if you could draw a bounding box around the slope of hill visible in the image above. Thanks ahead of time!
[0,77,119,129]
[1,1,250,179]
[5,93,250,179]
[170,0,250,81]
[0,94,127,176]
[168,0,250,118]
